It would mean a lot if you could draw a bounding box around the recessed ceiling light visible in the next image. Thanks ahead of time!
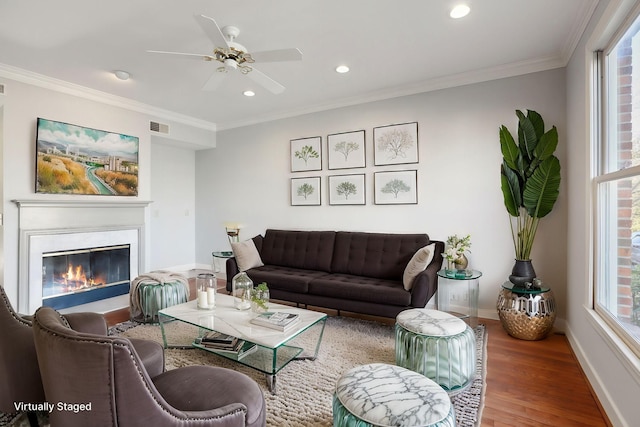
[335,65,350,74]
[113,70,130,81]
[243,90,255,97]
[450,4,470,19]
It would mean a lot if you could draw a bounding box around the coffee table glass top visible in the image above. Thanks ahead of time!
[159,294,326,348]
[158,294,327,392]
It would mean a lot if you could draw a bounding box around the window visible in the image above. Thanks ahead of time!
[595,11,640,355]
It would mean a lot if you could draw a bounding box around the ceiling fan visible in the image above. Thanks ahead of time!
[148,14,302,94]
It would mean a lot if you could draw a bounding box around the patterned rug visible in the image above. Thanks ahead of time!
[2,317,486,427]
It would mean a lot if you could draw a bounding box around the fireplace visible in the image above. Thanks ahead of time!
[42,244,131,309]
[15,199,149,314]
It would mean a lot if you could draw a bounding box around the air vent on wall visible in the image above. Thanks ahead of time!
[149,121,169,134]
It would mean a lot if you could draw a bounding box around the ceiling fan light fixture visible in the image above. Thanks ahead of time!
[223,58,238,70]
[114,70,130,81]
[243,90,255,97]
[450,4,470,19]
[335,65,350,74]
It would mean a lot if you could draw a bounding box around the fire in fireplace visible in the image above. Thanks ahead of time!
[42,244,131,309]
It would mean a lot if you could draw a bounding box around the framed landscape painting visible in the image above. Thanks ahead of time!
[328,174,366,205]
[373,122,419,166]
[374,170,418,205]
[35,118,139,196]
[291,176,321,206]
[327,130,366,170]
[291,136,322,172]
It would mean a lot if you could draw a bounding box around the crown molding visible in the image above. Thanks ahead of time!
[0,63,216,132]
[559,0,599,64]
[216,55,567,131]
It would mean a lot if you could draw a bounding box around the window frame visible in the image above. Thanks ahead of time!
[593,6,640,359]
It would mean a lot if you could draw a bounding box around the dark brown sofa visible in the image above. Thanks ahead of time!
[226,229,444,318]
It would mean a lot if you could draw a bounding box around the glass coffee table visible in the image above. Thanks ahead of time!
[158,293,327,393]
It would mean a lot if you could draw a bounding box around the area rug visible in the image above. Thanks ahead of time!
[120,316,487,427]
[0,317,486,427]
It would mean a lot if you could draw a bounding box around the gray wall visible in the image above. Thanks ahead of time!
[195,69,568,322]
[0,78,198,303]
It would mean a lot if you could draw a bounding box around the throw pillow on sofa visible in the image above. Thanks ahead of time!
[231,239,264,272]
[402,243,436,291]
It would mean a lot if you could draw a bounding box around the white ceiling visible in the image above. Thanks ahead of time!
[0,0,598,130]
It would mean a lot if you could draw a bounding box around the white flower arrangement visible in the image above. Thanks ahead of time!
[445,234,471,262]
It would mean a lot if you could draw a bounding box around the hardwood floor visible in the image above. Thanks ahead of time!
[108,280,611,426]
[481,319,610,427]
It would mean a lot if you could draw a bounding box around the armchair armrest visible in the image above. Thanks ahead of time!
[410,240,444,307]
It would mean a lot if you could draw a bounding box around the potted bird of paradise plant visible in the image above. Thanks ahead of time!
[500,109,561,287]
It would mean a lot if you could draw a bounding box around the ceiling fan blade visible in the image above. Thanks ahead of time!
[250,48,303,63]
[202,71,227,91]
[246,67,285,94]
[195,14,229,49]
[147,50,214,61]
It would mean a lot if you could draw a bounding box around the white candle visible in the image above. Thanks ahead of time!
[207,288,216,306]
[197,290,208,309]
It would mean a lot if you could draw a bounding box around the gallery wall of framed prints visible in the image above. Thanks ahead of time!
[289,122,418,206]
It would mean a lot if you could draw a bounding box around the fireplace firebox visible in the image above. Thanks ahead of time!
[42,244,131,309]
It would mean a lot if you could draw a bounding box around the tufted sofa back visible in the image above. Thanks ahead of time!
[260,229,336,272]
[331,232,430,280]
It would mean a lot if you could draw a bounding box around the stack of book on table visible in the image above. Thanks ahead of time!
[194,331,257,360]
[250,311,300,332]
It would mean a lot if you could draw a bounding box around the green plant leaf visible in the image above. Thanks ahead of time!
[523,156,561,218]
[500,126,520,173]
[517,112,538,161]
[527,126,558,176]
[534,126,558,161]
[501,162,521,217]
[527,110,545,139]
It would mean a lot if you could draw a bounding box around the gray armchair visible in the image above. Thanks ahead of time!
[0,286,107,425]
[33,306,266,427]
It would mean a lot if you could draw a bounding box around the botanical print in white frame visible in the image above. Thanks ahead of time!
[291,176,321,206]
[374,170,417,205]
[327,130,366,170]
[291,136,322,172]
[373,122,419,166]
[328,174,365,205]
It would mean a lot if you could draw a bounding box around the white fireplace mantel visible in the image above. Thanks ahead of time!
[13,199,152,208]
[14,199,152,313]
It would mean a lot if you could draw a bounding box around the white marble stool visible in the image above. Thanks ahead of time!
[333,363,456,427]
[395,309,475,392]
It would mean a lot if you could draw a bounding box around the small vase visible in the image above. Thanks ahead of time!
[509,259,536,288]
[446,259,455,271]
[251,288,270,313]
[454,254,468,270]
[232,272,253,310]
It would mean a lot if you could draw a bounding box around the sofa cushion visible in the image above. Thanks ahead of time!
[403,243,436,291]
[331,232,430,280]
[260,229,336,272]
[245,265,330,293]
[231,239,264,272]
[308,274,411,306]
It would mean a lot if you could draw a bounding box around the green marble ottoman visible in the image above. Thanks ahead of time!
[395,308,475,392]
[333,363,456,427]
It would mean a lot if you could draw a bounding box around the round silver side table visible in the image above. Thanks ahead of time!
[497,281,556,340]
